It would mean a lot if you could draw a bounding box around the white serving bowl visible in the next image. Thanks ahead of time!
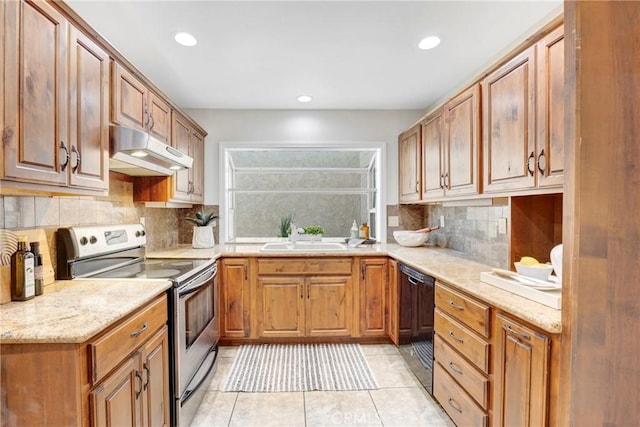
[514,262,554,281]
[393,230,429,247]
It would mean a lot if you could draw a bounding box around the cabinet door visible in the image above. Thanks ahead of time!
[189,130,205,202]
[68,27,109,190]
[359,258,388,337]
[141,327,170,427]
[2,0,68,185]
[171,112,192,201]
[444,84,480,197]
[493,313,550,427]
[112,62,148,130]
[147,92,171,143]
[398,123,422,203]
[422,111,445,200]
[91,352,143,427]
[483,47,536,193]
[387,259,400,345]
[257,276,305,338]
[307,276,353,337]
[536,25,565,189]
[220,258,251,338]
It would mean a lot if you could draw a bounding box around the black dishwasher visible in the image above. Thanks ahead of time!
[398,263,435,394]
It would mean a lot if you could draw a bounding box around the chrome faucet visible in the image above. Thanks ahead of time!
[289,223,304,244]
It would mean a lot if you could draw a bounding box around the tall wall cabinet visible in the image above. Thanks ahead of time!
[2,0,109,194]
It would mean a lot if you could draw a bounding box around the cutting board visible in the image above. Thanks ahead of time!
[0,229,55,304]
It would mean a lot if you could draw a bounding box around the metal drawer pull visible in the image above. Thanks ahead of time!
[449,330,464,343]
[503,323,530,340]
[448,397,463,413]
[130,322,148,337]
[449,300,464,311]
[448,361,463,375]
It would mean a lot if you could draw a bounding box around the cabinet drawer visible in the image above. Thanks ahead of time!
[257,258,353,275]
[89,295,168,384]
[435,283,490,337]
[434,363,488,427]
[435,309,490,373]
[434,335,489,409]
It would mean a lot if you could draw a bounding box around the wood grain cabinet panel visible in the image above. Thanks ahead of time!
[257,276,305,337]
[358,258,388,337]
[147,92,171,144]
[307,276,352,337]
[141,327,171,427]
[435,283,490,338]
[387,259,400,345]
[220,258,251,338]
[398,123,422,203]
[434,363,488,427]
[536,25,565,189]
[435,309,490,374]
[2,0,108,193]
[493,312,551,427]
[421,110,445,200]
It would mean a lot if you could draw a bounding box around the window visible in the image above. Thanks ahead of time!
[220,143,384,243]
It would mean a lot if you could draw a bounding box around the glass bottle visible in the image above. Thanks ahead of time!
[11,236,35,301]
[359,222,370,240]
[30,242,44,296]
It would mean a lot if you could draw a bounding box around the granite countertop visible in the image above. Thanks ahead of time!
[0,279,171,344]
[148,243,562,334]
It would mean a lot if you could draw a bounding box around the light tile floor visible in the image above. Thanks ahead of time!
[190,344,454,427]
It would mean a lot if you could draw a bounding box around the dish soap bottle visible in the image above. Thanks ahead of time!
[350,220,359,239]
[11,236,35,301]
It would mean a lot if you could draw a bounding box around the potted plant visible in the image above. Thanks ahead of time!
[302,226,324,242]
[278,214,294,240]
[184,210,218,248]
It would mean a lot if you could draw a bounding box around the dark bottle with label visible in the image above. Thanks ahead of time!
[11,236,36,301]
[30,241,44,296]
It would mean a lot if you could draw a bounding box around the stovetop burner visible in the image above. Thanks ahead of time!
[89,258,212,281]
[136,269,181,279]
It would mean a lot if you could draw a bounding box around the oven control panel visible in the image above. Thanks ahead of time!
[59,224,147,259]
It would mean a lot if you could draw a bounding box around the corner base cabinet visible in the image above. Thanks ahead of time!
[0,294,170,427]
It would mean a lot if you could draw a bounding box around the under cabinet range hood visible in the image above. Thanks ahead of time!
[109,125,193,176]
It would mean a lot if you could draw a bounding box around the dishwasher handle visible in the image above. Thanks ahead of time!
[399,263,434,287]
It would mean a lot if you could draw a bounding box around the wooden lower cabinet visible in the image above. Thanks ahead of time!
[220,258,251,338]
[0,294,169,427]
[359,258,388,337]
[492,312,551,427]
[255,260,353,338]
[387,259,400,344]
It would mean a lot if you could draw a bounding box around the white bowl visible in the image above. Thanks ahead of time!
[393,230,429,247]
[514,262,554,281]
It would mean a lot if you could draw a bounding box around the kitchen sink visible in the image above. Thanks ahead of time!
[260,242,348,252]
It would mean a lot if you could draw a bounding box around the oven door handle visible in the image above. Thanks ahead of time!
[178,267,216,297]
[181,346,218,406]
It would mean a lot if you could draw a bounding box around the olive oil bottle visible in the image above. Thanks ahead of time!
[30,241,44,296]
[11,236,35,301]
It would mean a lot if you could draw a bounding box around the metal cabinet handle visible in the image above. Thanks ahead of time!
[448,397,463,413]
[527,151,535,176]
[143,107,150,128]
[449,300,464,311]
[71,145,81,173]
[537,149,546,174]
[244,265,248,281]
[361,263,366,280]
[439,174,445,189]
[415,181,419,193]
[59,141,70,171]
[135,370,143,399]
[503,323,530,340]
[148,113,155,131]
[130,322,148,337]
[448,361,463,375]
[444,172,449,188]
[449,330,464,343]
[143,363,150,391]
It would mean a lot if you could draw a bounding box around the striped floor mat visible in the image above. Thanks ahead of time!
[222,343,379,392]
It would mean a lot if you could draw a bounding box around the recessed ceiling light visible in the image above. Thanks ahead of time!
[418,36,441,50]
[175,32,197,47]
[297,95,313,103]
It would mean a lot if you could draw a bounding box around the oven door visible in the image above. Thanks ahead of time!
[175,264,219,396]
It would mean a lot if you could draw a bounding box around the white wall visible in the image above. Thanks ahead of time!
[184,109,423,205]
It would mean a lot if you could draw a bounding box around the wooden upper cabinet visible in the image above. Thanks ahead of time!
[68,27,109,190]
[536,25,565,189]
[398,123,422,203]
[2,0,69,186]
[483,46,537,193]
[190,130,205,202]
[171,112,193,201]
[422,110,445,200]
[147,92,171,143]
[444,84,481,198]
[112,62,172,143]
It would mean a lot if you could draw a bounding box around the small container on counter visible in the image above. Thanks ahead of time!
[30,241,44,296]
[350,220,359,239]
[11,236,36,301]
[359,222,370,240]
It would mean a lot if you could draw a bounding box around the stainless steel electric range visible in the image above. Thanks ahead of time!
[56,223,219,427]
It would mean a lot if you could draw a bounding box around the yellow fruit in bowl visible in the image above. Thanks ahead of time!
[519,256,539,266]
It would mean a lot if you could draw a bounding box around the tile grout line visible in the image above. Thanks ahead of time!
[226,391,240,427]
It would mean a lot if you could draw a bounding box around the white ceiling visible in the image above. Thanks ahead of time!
[66,0,562,110]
